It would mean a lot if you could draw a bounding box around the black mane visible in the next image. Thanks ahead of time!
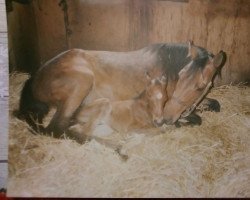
[146,43,211,80]
[191,46,212,73]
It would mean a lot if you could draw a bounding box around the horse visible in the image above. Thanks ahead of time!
[67,73,168,144]
[17,41,226,138]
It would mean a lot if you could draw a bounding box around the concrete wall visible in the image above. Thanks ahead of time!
[7,0,250,84]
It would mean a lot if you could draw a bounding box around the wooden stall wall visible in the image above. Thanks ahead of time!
[7,0,250,84]
[67,0,131,51]
[32,0,68,64]
[7,1,40,73]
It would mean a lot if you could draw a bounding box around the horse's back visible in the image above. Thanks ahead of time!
[31,43,190,103]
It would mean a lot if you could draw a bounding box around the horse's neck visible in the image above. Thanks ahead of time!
[166,78,178,99]
[133,90,147,106]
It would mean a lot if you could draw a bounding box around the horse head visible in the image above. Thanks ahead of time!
[144,72,168,127]
[164,41,227,125]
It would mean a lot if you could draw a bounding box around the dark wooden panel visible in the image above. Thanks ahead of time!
[7,1,40,73]
[32,0,68,63]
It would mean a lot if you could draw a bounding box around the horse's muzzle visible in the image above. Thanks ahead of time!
[153,119,165,127]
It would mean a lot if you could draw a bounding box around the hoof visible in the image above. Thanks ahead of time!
[198,98,220,112]
[207,99,220,112]
[177,113,202,127]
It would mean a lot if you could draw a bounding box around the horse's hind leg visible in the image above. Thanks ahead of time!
[46,94,88,138]
[46,77,94,138]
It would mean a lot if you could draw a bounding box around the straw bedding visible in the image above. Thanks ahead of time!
[7,73,250,198]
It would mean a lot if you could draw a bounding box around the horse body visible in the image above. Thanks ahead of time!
[69,75,167,143]
[33,44,185,104]
[18,41,226,137]
[30,45,167,135]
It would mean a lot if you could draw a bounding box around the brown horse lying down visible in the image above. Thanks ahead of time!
[17,41,226,138]
[68,74,167,143]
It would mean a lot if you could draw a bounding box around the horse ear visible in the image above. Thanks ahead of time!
[212,51,227,68]
[187,40,198,60]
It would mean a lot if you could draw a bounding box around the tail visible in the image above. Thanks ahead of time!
[15,77,49,133]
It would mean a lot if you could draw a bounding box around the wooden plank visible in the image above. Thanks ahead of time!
[0,97,8,162]
[0,43,8,189]
[32,0,68,62]
[0,32,8,44]
[0,163,7,189]
[0,0,7,32]
[0,0,8,189]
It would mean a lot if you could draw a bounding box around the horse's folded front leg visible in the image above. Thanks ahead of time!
[67,98,112,143]
[67,122,128,160]
[198,97,220,112]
